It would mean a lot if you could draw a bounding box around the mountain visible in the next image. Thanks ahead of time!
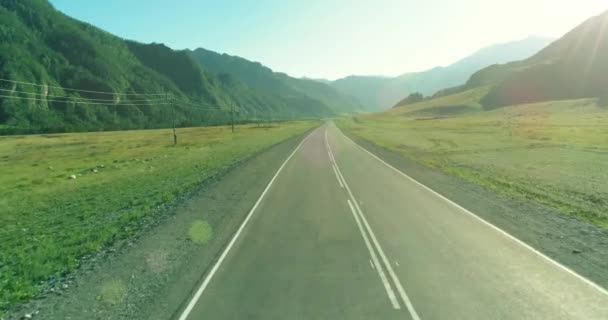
[329,36,554,110]
[0,0,334,134]
[188,48,364,115]
[301,77,332,84]
[464,10,608,108]
[329,75,392,111]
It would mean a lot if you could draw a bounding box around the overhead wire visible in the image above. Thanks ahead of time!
[0,78,166,96]
[0,78,285,129]
[0,94,171,106]
[172,96,225,110]
[0,92,230,113]
[0,88,167,103]
[0,78,242,111]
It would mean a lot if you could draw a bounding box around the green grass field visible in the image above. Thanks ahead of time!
[339,97,608,231]
[0,121,318,311]
[390,86,490,117]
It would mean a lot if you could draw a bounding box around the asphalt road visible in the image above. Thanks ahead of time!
[177,122,608,320]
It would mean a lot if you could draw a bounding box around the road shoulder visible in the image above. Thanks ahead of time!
[6,131,313,320]
[338,126,608,291]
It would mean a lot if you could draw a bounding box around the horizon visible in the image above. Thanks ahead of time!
[50,0,608,80]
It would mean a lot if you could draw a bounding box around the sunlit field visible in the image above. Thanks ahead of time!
[0,121,318,309]
[338,98,608,230]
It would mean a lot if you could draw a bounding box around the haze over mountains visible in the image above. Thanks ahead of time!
[393,9,608,110]
[465,10,608,108]
[328,36,554,110]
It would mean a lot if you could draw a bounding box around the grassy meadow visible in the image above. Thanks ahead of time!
[339,96,608,230]
[0,121,318,310]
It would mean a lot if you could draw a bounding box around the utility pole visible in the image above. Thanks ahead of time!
[170,93,177,145]
[231,103,235,133]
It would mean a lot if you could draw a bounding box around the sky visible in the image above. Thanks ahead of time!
[50,0,608,80]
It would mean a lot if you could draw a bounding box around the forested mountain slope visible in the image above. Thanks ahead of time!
[0,0,334,134]
[189,48,365,115]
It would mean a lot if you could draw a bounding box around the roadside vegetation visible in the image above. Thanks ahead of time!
[0,121,317,312]
[338,96,608,231]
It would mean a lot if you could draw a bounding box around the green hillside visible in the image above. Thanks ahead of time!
[390,86,490,118]
[188,48,364,115]
[463,10,608,108]
[0,0,332,134]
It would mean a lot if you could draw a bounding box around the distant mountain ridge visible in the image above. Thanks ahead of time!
[329,36,554,110]
[188,48,364,115]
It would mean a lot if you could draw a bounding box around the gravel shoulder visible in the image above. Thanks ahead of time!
[340,128,608,290]
[5,131,311,320]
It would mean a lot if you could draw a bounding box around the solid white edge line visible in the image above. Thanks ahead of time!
[347,199,401,310]
[178,128,317,320]
[331,164,344,188]
[335,125,608,297]
[334,156,421,320]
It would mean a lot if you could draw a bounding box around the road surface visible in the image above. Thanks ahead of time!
[177,123,608,320]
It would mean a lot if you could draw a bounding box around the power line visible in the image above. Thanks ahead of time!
[176,102,225,111]
[0,78,234,108]
[171,95,219,106]
[0,93,171,106]
[179,104,226,112]
[0,78,252,134]
[0,92,226,110]
[173,97,225,110]
[179,103,223,111]
[0,78,166,96]
[0,88,167,103]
